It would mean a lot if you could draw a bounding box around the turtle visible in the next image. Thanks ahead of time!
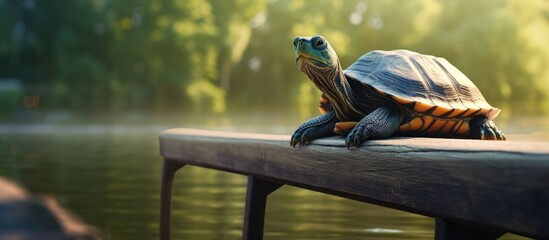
[290,35,506,148]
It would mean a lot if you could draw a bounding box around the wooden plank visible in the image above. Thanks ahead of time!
[159,128,549,239]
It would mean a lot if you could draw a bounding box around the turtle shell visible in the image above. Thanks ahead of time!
[343,50,500,120]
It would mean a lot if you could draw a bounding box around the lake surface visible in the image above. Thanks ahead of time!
[0,112,545,239]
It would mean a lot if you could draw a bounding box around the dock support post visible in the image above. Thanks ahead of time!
[434,217,504,240]
[159,160,185,240]
[243,176,283,240]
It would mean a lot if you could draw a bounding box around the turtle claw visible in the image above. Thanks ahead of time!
[290,129,308,147]
[290,112,339,147]
[471,117,506,141]
[485,128,497,140]
[290,130,308,147]
[290,134,298,147]
[290,130,320,147]
[483,121,506,141]
[345,123,369,148]
[494,129,506,140]
[344,137,352,149]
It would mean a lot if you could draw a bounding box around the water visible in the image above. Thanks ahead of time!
[0,113,545,239]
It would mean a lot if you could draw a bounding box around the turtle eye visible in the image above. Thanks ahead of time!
[312,37,326,49]
[293,38,299,47]
[316,39,324,47]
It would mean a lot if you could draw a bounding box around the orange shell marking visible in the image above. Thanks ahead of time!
[425,120,447,133]
[447,109,466,118]
[413,102,433,113]
[419,116,434,131]
[442,120,459,133]
[456,121,470,135]
[398,117,424,132]
[431,106,452,117]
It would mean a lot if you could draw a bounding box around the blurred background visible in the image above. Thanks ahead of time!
[1,0,548,239]
[1,0,549,120]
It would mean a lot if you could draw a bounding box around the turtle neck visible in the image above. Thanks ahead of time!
[300,59,364,121]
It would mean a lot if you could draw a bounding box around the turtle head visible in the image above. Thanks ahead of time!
[294,35,338,70]
[293,35,361,121]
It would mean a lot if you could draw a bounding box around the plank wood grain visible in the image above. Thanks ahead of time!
[159,128,549,239]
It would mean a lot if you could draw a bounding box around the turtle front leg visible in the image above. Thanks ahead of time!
[345,106,403,148]
[291,111,339,147]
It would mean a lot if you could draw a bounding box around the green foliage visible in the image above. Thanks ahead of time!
[421,0,549,104]
[186,79,226,113]
[0,0,547,114]
[0,89,22,118]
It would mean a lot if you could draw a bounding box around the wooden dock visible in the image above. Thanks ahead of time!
[159,128,549,240]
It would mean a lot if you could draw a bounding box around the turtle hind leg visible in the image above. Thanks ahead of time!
[469,116,506,140]
[345,106,403,148]
[291,111,339,147]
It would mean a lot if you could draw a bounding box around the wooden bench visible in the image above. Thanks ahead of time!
[158,128,549,240]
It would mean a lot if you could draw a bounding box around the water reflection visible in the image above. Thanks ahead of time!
[266,186,434,239]
[0,112,544,239]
